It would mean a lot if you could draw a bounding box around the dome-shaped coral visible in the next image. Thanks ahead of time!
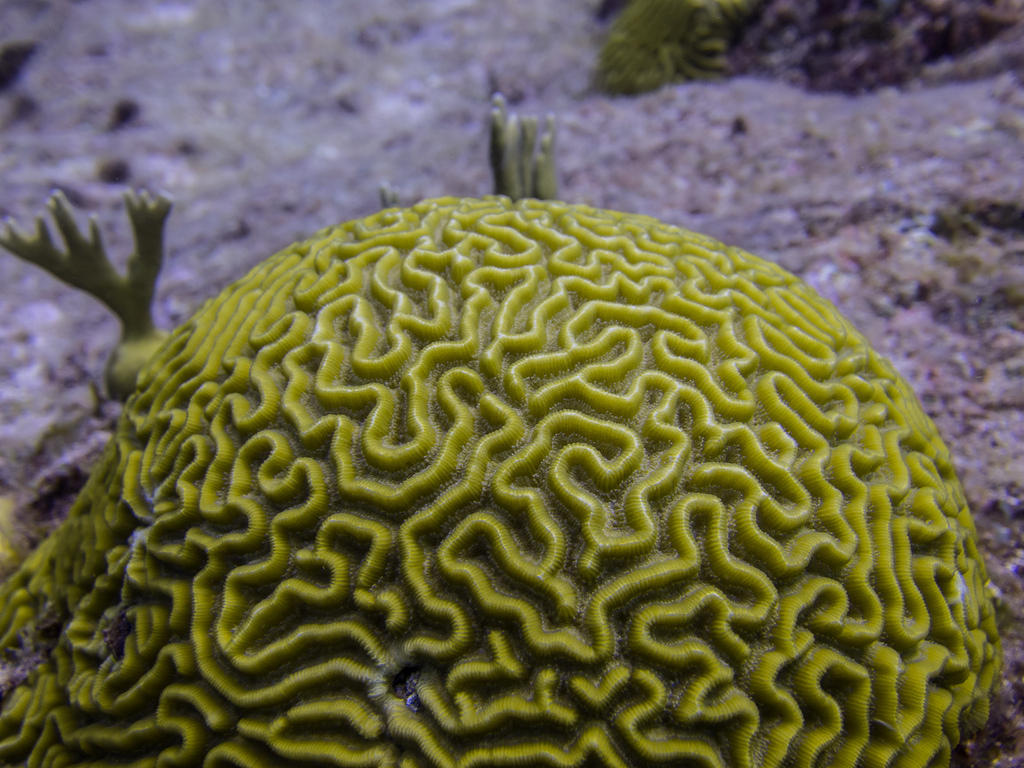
[597,0,756,94]
[0,196,1000,767]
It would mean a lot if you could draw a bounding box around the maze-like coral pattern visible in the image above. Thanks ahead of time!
[597,0,757,93]
[0,197,1000,767]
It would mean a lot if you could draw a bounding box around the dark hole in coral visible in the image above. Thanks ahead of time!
[34,611,62,643]
[103,611,132,660]
[391,665,422,712]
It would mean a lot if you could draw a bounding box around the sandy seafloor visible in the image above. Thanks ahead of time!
[0,0,1022,765]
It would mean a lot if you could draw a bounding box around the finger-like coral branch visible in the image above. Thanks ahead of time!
[489,94,559,201]
[0,190,172,399]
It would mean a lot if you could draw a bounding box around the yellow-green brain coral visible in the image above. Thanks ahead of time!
[597,0,756,94]
[0,196,1000,767]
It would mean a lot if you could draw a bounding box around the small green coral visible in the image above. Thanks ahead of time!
[489,94,558,200]
[0,196,1000,767]
[597,0,757,94]
[0,190,171,400]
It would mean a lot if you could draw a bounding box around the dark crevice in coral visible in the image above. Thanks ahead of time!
[390,665,423,712]
[103,610,133,661]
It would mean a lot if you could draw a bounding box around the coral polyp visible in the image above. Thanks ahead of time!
[0,196,999,767]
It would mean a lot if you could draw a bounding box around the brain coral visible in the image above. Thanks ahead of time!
[0,196,1000,767]
[597,0,756,94]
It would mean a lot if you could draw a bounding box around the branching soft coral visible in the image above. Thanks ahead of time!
[0,190,171,400]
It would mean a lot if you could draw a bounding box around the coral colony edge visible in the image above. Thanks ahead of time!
[0,100,1000,768]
